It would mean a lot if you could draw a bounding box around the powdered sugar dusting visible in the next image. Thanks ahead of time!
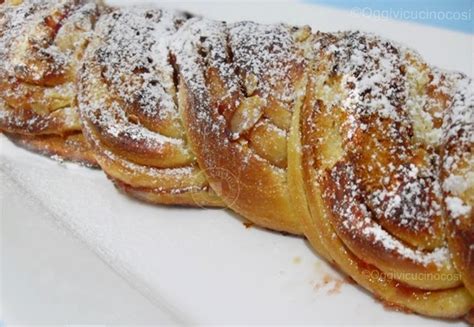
[324,32,405,124]
[0,0,100,134]
[79,8,192,155]
[369,163,443,232]
[229,21,303,102]
[441,73,473,220]
[325,163,450,267]
[314,32,447,236]
[362,224,449,267]
[445,196,471,219]
[0,0,49,73]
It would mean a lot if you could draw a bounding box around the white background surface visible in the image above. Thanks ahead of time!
[1,1,472,325]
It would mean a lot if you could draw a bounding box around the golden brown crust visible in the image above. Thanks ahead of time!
[0,96,81,135]
[112,177,223,207]
[466,308,474,324]
[3,131,98,167]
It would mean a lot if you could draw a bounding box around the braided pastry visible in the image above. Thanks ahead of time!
[2,1,473,322]
[171,19,310,234]
[0,0,101,165]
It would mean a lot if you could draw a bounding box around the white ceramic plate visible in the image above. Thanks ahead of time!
[1,1,472,324]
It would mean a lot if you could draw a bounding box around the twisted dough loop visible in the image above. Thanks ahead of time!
[172,18,309,234]
[0,0,101,165]
[299,31,473,317]
[78,9,223,206]
[441,73,474,296]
